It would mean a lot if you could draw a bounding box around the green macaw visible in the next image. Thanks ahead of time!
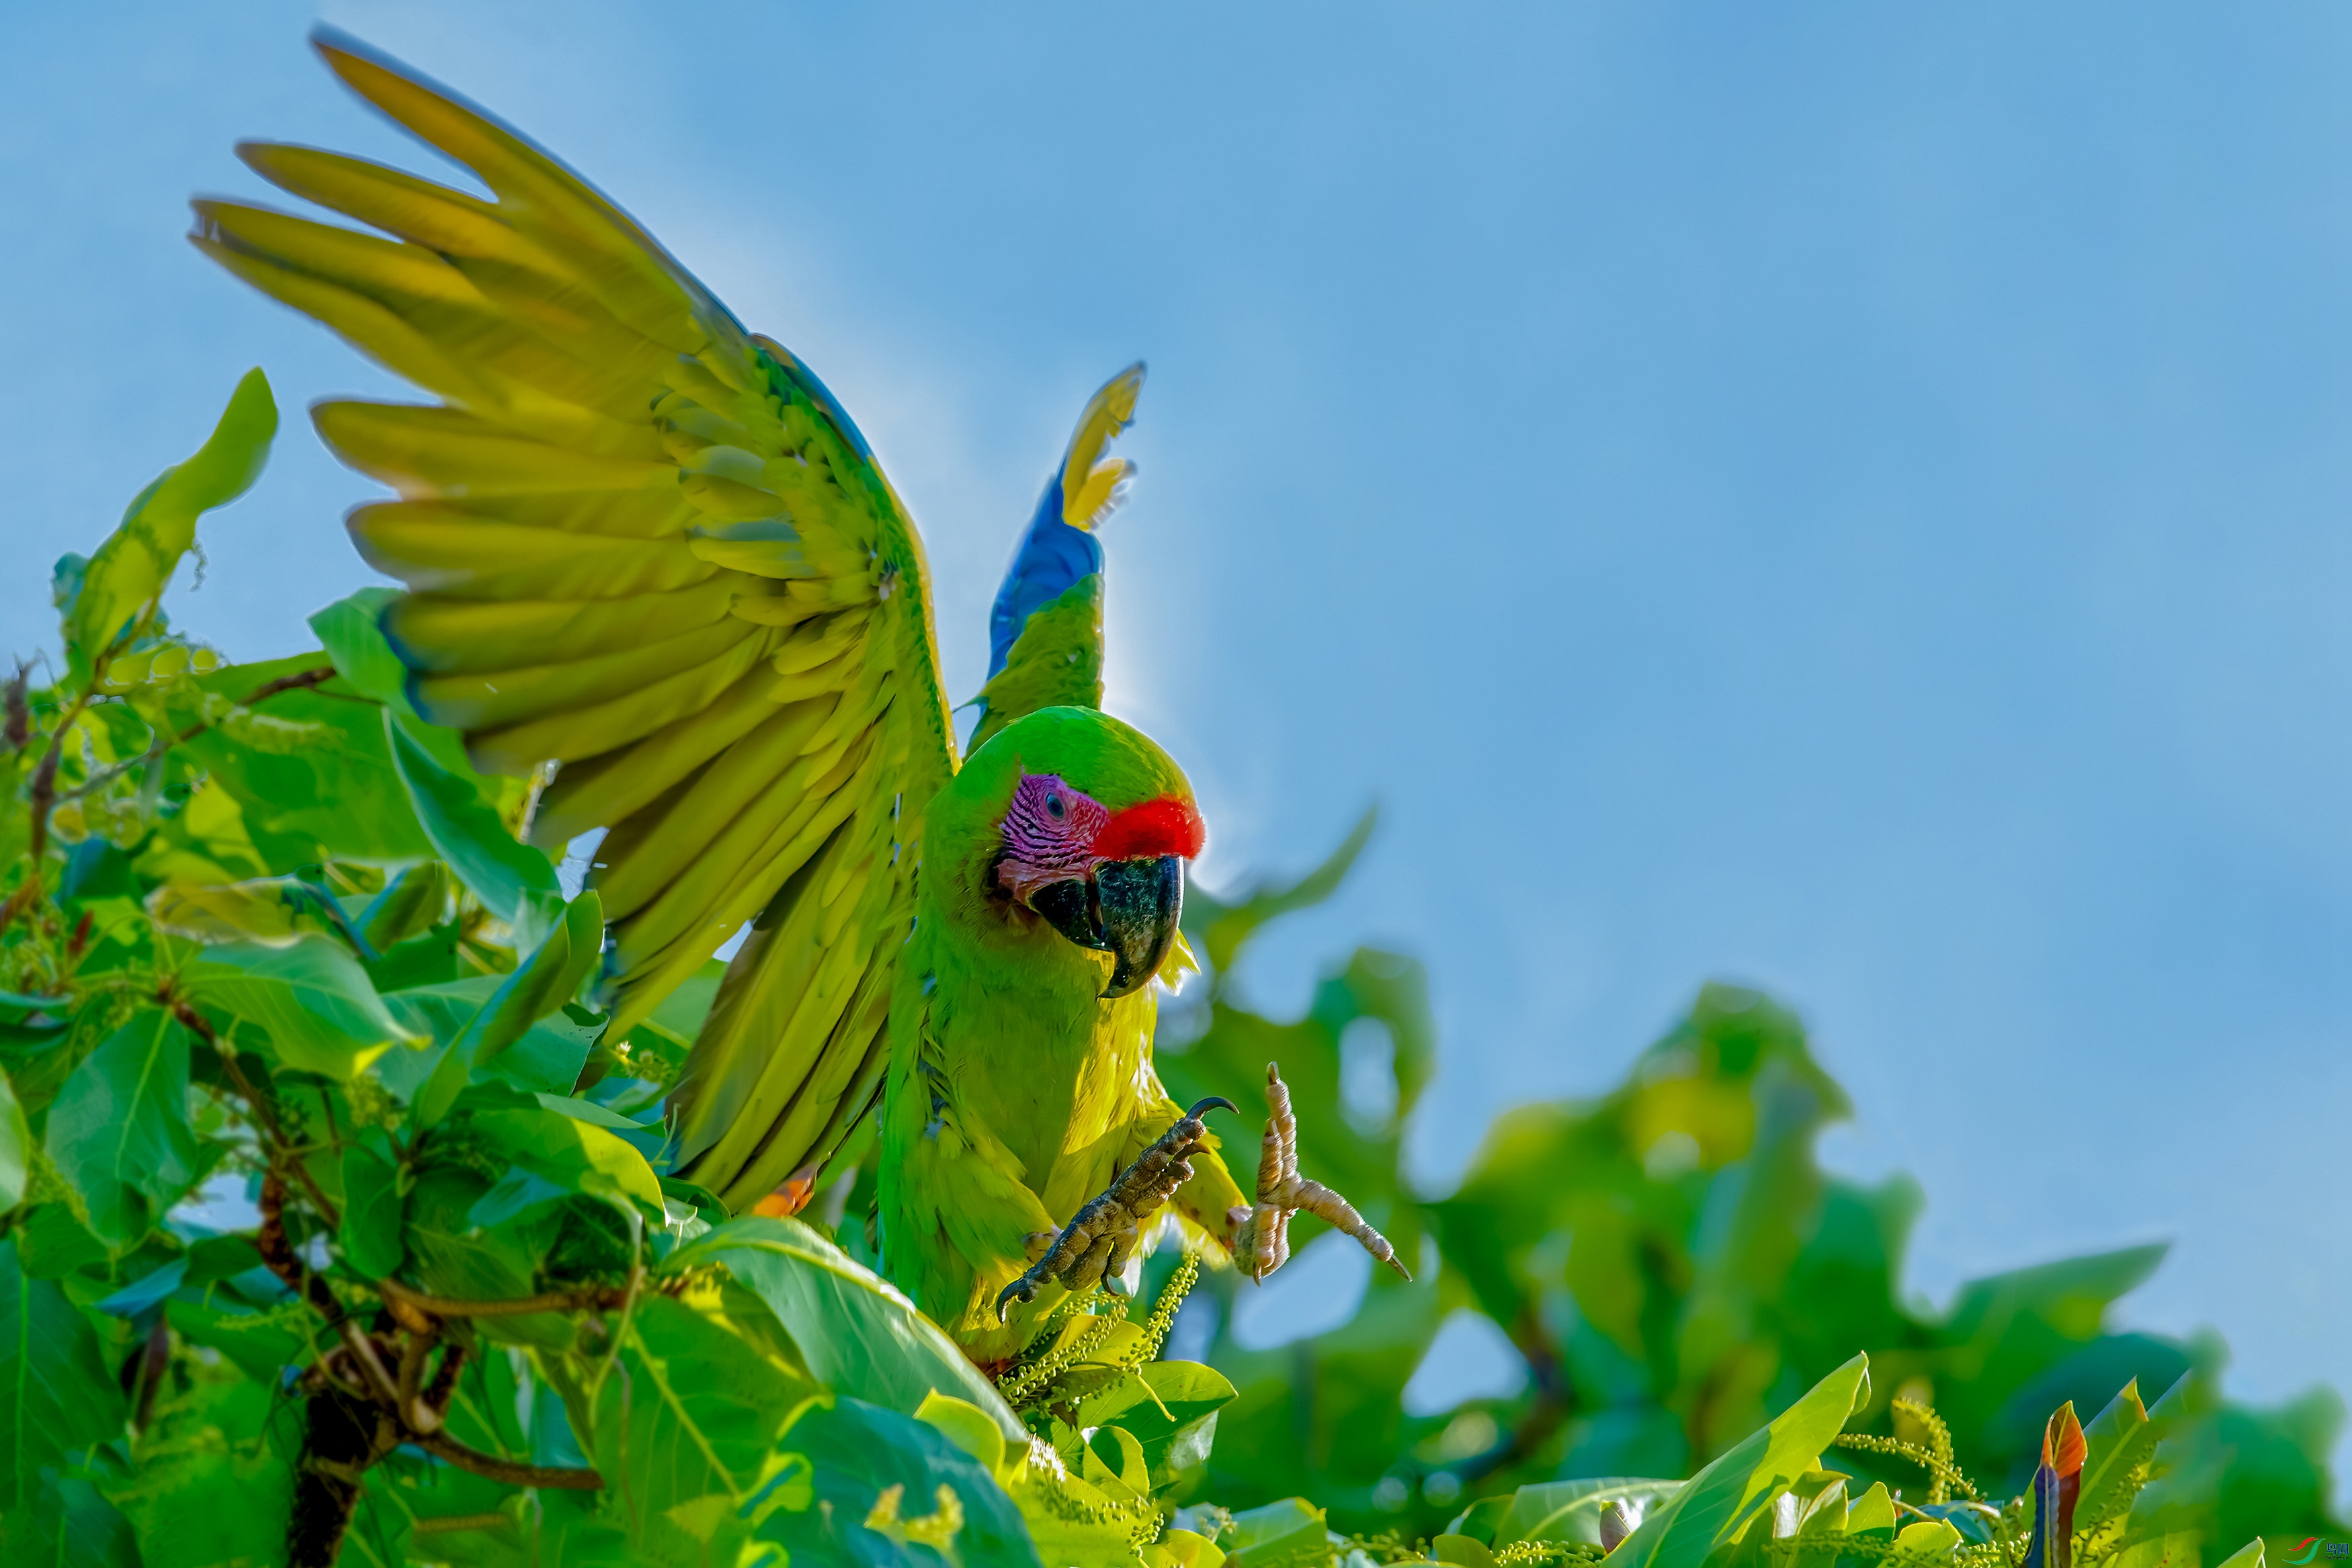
[194,31,1403,1360]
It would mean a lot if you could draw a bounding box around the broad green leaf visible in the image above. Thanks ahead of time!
[464,1104,663,1216]
[175,654,439,867]
[358,860,454,950]
[1073,1360,1238,1479]
[1220,1497,1329,1567]
[1845,1481,1895,1538]
[916,1391,1008,1474]
[13,1205,110,1281]
[386,709,562,946]
[43,1009,202,1246]
[400,1164,571,1348]
[665,1216,1025,1442]
[145,873,360,949]
[1607,1353,1870,1568]
[758,1395,1042,1568]
[0,1065,27,1213]
[2075,1378,2177,1530]
[0,1238,127,1512]
[339,1133,407,1280]
[164,1298,312,1383]
[69,368,276,660]
[584,1293,814,1551]
[1895,1518,1962,1555]
[471,891,603,1066]
[93,1258,188,1319]
[185,934,422,1076]
[1493,1476,1686,1547]
[110,1366,293,1568]
[309,586,413,713]
[1084,1421,1152,1496]
[380,976,596,1111]
[0,1469,142,1568]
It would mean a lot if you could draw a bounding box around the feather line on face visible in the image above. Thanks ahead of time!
[995,773,1106,902]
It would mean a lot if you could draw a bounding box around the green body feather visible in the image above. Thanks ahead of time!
[880,709,1245,1360]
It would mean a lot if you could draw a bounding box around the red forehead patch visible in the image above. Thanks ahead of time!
[1091,795,1206,862]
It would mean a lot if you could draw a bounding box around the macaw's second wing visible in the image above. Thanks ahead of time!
[192,35,958,1201]
[968,365,1143,752]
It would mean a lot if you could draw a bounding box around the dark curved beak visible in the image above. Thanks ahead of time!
[1025,856,1185,1000]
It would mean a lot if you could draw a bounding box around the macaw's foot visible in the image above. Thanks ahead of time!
[1228,1061,1412,1284]
[993,1096,1238,1321]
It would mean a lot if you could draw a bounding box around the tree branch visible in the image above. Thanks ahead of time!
[377,1275,633,1319]
[414,1432,603,1491]
[172,662,339,745]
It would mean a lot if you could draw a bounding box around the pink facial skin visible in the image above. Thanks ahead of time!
[995,773,1109,904]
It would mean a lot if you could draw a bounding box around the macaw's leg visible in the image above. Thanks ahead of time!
[994,1096,1238,1321]
[1229,1061,1412,1283]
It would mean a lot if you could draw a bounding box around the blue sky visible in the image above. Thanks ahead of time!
[6,2,2351,1473]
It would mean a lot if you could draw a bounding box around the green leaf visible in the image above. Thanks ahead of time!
[669,1217,1027,1442]
[0,1066,28,1214]
[385,709,562,946]
[339,1133,407,1280]
[470,891,603,1067]
[145,873,364,950]
[1073,1360,1238,1479]
[357,860,454,951]
[165,1298,312,1383]
[110,1365,294,1568]
[42,1009,202,1247]
[380,976,596,1111]
[13,1205,110,1282]
[583,1293,815,1549]
[2075,1378,2167,1528]
[1221,1497,1330,1567]
[1491,1477,1687,1547]
[463,1103,663,1217]
[400,1164,571,1348]
[69,368,276,660]
[1607,1354,1870,1568]
[175,654,440,867]
[185,934,423,1077]
[308,586,413,713]
[0,1469,142,1568]
[759,1395,1044,1568]
[0,1238,127,1512]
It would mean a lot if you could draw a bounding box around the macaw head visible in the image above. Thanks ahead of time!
[942,706,1206,998]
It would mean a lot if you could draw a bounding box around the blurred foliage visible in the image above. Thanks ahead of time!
[1156,832,2345,1565]
[0,372,2340,1568]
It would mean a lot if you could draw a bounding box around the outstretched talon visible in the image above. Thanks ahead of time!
[1228,1061,1411,1284]
[994,1096,1238,1320]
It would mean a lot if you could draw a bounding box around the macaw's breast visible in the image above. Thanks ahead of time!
[925,929,1163,1217]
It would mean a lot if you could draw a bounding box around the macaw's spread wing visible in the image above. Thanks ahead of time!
[193,34,957,1201]
[968,365,1142,752]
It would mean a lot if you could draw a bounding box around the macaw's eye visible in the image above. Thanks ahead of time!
[1046,793,1064,820]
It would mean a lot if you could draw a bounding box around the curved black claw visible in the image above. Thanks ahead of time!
[992,1102,1230,1321]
